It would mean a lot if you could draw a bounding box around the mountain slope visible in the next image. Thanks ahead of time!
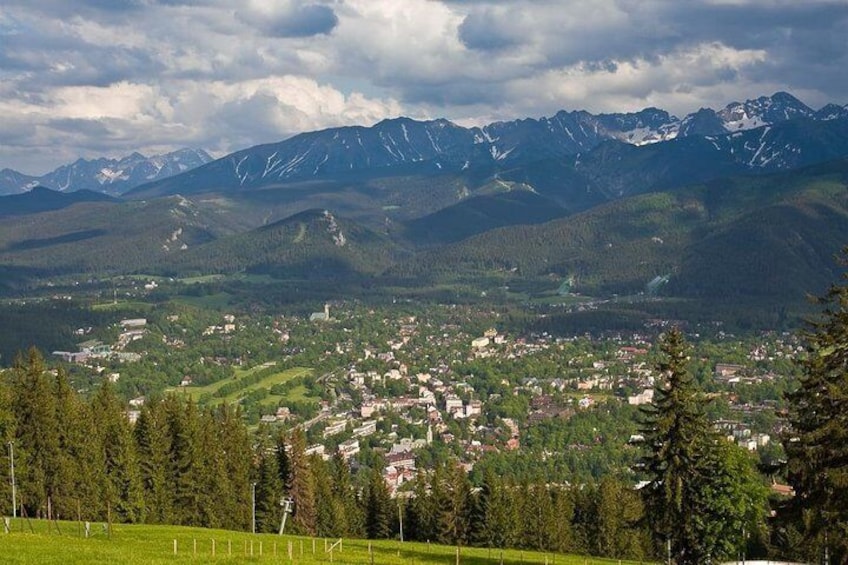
[168,209,401,278]
[0,196,235,276]
[392,158,848,304]
[401,184,567,246]
[0,186,117,218]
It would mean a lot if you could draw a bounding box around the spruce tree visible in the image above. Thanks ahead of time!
[286,428,317,535]
[640,328,766,564]
[216,404,253,531]
[90,382,144,523]
[254,439,283,533]
[783,263,848,562]
[10,348,60,518]
[406,469,436,542]
[364,463,392,539]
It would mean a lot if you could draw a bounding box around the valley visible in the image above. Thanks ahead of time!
[1,91,848,563]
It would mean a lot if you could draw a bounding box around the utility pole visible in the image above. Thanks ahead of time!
[251,482,257,534]
[398,498,404,543]
[278,497,294,535]
[7,441,15,519]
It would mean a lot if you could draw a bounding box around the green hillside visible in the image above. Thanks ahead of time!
[402,185,567,246]
[0,197,239,277]
[0,519,642,565]
[168,209,404,278]
[393,158,848,305]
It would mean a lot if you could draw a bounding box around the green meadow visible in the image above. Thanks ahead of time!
[171,366,313,405]
[0,519,648,565]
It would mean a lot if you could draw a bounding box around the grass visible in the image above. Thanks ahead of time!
[171,366,313,405]
[0,519,649,564]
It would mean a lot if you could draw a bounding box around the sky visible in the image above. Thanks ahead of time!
[2,0,848,175]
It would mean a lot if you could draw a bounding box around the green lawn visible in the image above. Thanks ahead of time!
[172,366,313,405]
[0,519,649,564]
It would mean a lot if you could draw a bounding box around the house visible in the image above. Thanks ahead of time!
[179,375,193,387]
[323,419,347,438]
[715,363,745,379]
[386,450,416,470]
[465,400,482,417]
[628,389,654,406]
[471,337,490,349]
[305,444,326,458]
[310,304,331,322]
[353,420,377,437]
[445,395,463,414]
[337,439,360,460]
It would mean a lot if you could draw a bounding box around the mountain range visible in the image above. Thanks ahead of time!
[3,91,848,329]
[0,148,212,196]
[124,91,848,200]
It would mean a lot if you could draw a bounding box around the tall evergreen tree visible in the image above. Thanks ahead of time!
[50,369,86,520]
[286,428,316,535]
[594,476,648,560]
[437,459,473,546]
[162,396,204,526]
[640,328,766,564]
[0,377,14,517]
[254,438,283,533]
[90,382,144,523]
[134,402,173,524]
[10,348,60,518]
[406,469,436,542]
[216,404,253,531]
[783,261,848,562]
[364,463,392,539]
[330,452,363,536]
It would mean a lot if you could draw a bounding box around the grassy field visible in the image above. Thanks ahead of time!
[0,519,648,564]
[172,366,313,405]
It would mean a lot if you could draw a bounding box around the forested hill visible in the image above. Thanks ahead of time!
[390,158,848,304]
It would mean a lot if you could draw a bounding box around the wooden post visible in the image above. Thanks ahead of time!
[228,539,232,556]
[456,546,460,565]
[300,539,303,557]
[250,540,254,556]
[288,540,293,560]
[259,541,263,557]
[313,537,317,554]
[193,539,196,556]
[212,539,215,557]
[173,539,177,555]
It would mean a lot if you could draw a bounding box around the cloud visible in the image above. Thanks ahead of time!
[236,1,338,38]
[1,0,847,174]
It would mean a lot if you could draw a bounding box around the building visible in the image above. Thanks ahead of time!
[310,304,331,322]
[352,420,377,438]
[471,336,490,349]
